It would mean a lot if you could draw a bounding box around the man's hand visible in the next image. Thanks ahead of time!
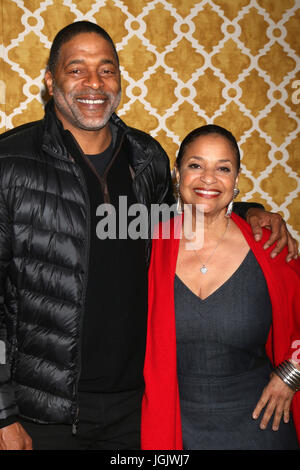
[0,422,32,450]
[246,208,298,262]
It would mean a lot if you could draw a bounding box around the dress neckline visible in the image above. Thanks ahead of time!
[175,249,251,303]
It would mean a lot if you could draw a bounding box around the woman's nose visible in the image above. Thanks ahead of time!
[200,168,216,183]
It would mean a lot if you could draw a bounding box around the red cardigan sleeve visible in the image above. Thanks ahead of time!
[231,213,300,442]
[141,219,182,450]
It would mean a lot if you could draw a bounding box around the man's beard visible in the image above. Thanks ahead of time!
[52,82,121,131]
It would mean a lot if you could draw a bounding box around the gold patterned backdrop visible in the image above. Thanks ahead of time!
[0,0,299,241]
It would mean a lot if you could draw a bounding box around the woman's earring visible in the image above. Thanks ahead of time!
[225,188,240,218]
[176,182,183,214]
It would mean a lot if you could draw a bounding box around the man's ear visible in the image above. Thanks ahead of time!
[45,69,54,96]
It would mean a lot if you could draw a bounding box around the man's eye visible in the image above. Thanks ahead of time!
[101,69,114,75]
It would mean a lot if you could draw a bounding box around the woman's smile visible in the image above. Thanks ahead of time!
[193,188,221,198]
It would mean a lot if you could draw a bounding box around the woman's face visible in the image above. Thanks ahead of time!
[175,134,239,216]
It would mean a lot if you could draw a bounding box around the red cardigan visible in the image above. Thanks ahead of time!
[141,213,300,450]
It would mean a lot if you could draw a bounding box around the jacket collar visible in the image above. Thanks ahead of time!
[41,99,154,176]
[41,99,71,160]
[41,99,127,160]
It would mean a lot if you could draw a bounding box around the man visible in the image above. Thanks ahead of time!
[0,21,297,450]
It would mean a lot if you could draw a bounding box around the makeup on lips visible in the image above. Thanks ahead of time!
[193,188,221,198]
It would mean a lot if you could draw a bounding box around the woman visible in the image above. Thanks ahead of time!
[141,125,300,450]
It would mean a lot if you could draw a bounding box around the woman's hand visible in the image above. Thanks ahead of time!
[252,373,295,431]
[246,208,298,262]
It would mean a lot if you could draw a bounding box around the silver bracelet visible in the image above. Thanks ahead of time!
[274,360,300,392]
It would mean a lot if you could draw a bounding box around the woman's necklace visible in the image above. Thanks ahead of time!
[193,218,230,274]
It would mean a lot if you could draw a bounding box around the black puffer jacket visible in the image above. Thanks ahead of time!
[0,102,174,425]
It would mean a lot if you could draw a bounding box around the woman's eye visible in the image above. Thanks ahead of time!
[188,163,201,169]
[218,166,230,172]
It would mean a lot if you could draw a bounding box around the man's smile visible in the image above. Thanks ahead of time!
[76,98,106,104]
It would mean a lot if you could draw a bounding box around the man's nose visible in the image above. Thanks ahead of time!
[83,71,104,89]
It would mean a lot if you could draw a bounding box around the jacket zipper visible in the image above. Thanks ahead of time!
[80,131,127,204]
[69,158,91,435]
[69,132,128,433]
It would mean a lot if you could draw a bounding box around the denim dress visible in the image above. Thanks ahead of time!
[174,250,299,450]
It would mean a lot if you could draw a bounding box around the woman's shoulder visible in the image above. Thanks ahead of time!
[152,214,182,240]
[230,212,299,272]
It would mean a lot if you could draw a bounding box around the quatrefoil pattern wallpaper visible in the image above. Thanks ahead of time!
[0,0,299,241]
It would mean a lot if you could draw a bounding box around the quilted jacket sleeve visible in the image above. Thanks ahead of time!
[156,145,176,208]
[0,181,18,421]
[233,201,264,219]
